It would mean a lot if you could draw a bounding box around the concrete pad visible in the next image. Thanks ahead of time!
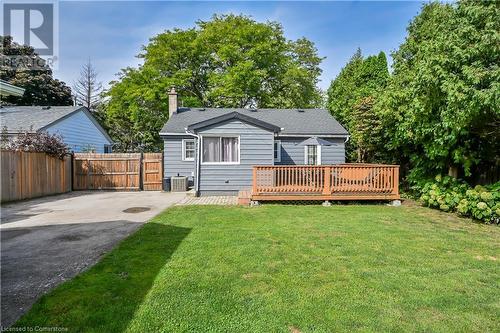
[0,191,185,327]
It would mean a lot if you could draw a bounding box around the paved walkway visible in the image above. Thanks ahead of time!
[177,195,238,206]
[0,191,185,327]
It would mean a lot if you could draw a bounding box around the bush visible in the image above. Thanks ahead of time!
[2,130,69,159]
[413,175,499,224]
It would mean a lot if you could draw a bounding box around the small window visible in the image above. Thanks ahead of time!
[304,145,321,165]
[202,136,239,164]
[182,139,195,161]
[274,140,281,162]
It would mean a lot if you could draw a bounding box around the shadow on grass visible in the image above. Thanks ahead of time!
[13,222,191,332]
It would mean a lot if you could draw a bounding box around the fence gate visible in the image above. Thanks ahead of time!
[73,153,163,191]
[142,153,163,191]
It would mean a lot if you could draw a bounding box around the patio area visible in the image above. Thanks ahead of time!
[177,195,238,206]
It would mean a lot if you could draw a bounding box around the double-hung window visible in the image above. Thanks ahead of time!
[182,139,195,161]
[274,140,281,162]
[202,136,239,164]
[305,145,321,165]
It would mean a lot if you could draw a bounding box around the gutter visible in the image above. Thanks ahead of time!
[0,80,25,97]
[274,133,349,138]
[184,128,201,197]
[275,133,350,143]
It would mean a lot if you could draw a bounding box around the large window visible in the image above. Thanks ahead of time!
[274,140,281,162]
[202,136,239,164]
[182,139,195,161]
[304,145,321,165]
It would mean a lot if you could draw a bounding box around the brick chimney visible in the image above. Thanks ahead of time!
[168,87,177,117]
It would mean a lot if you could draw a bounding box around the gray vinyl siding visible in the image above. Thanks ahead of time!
[163,135,196,181]
[45,110,111,153]
[198,120,274,194]
[276,137,345,165]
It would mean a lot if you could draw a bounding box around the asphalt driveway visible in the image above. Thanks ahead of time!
[0,191,185,327]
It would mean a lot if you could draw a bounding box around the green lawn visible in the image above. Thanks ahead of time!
[15,204,499,332]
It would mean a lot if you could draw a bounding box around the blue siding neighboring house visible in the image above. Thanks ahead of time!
[160,89,349,196]
[0,106,113,153]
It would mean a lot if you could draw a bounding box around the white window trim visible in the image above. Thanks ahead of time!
[182,139,195,161]
[200,135,240,165]
[304,145,322,165]
[274,140,281,163]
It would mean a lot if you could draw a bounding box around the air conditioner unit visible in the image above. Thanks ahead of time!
[171,176,188,192]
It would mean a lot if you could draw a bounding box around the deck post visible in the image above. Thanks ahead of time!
[394,166,399,196]
[322,166,331,195]
[252,166,257,195]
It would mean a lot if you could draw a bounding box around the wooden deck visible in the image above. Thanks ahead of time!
[251,164,399,201]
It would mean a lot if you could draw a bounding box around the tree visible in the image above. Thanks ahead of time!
[378,0,500,181]
[0,36,72,106]
[351,96,383,162]
[326,48,363,128]
[327,50,389,162]
[105,14,324,151]
[73,59,103,111]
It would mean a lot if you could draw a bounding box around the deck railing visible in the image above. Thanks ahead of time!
[252,164,399,200]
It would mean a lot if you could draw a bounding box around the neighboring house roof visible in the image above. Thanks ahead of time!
[0,80,25,97]
[0,105,113,142]
[160,108,349,136]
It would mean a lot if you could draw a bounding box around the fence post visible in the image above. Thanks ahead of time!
[139,152,144,191]
[322,166,331,195]
[70,153,74,191]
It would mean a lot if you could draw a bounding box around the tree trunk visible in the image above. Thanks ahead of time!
[448,165,458,179]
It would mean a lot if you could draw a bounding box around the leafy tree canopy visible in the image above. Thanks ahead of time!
[327,49,389,162]
[105,14,324,151]
[0,36,73,106]
[378,0,499,180]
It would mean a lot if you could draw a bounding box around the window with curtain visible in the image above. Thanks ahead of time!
[182,139,195,161]
[202,136,239,163]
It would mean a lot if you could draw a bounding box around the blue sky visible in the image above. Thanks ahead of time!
[56,1,424,91]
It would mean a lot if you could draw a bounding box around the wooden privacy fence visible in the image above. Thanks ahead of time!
[73,153,163,191]
[252,164,399,201]
[1,151,72,203]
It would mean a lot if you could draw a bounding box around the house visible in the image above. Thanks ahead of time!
[160,89,349,196]
[0,106,113,153]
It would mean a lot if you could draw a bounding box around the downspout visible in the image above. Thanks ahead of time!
[344,135,350,164]
[185,128,201,197]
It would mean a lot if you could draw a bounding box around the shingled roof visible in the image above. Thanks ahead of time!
[0,106,86,133]
[160,108,348,136]
[0,106,112,142]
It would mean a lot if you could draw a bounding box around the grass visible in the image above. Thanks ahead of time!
[15,204,499,332]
